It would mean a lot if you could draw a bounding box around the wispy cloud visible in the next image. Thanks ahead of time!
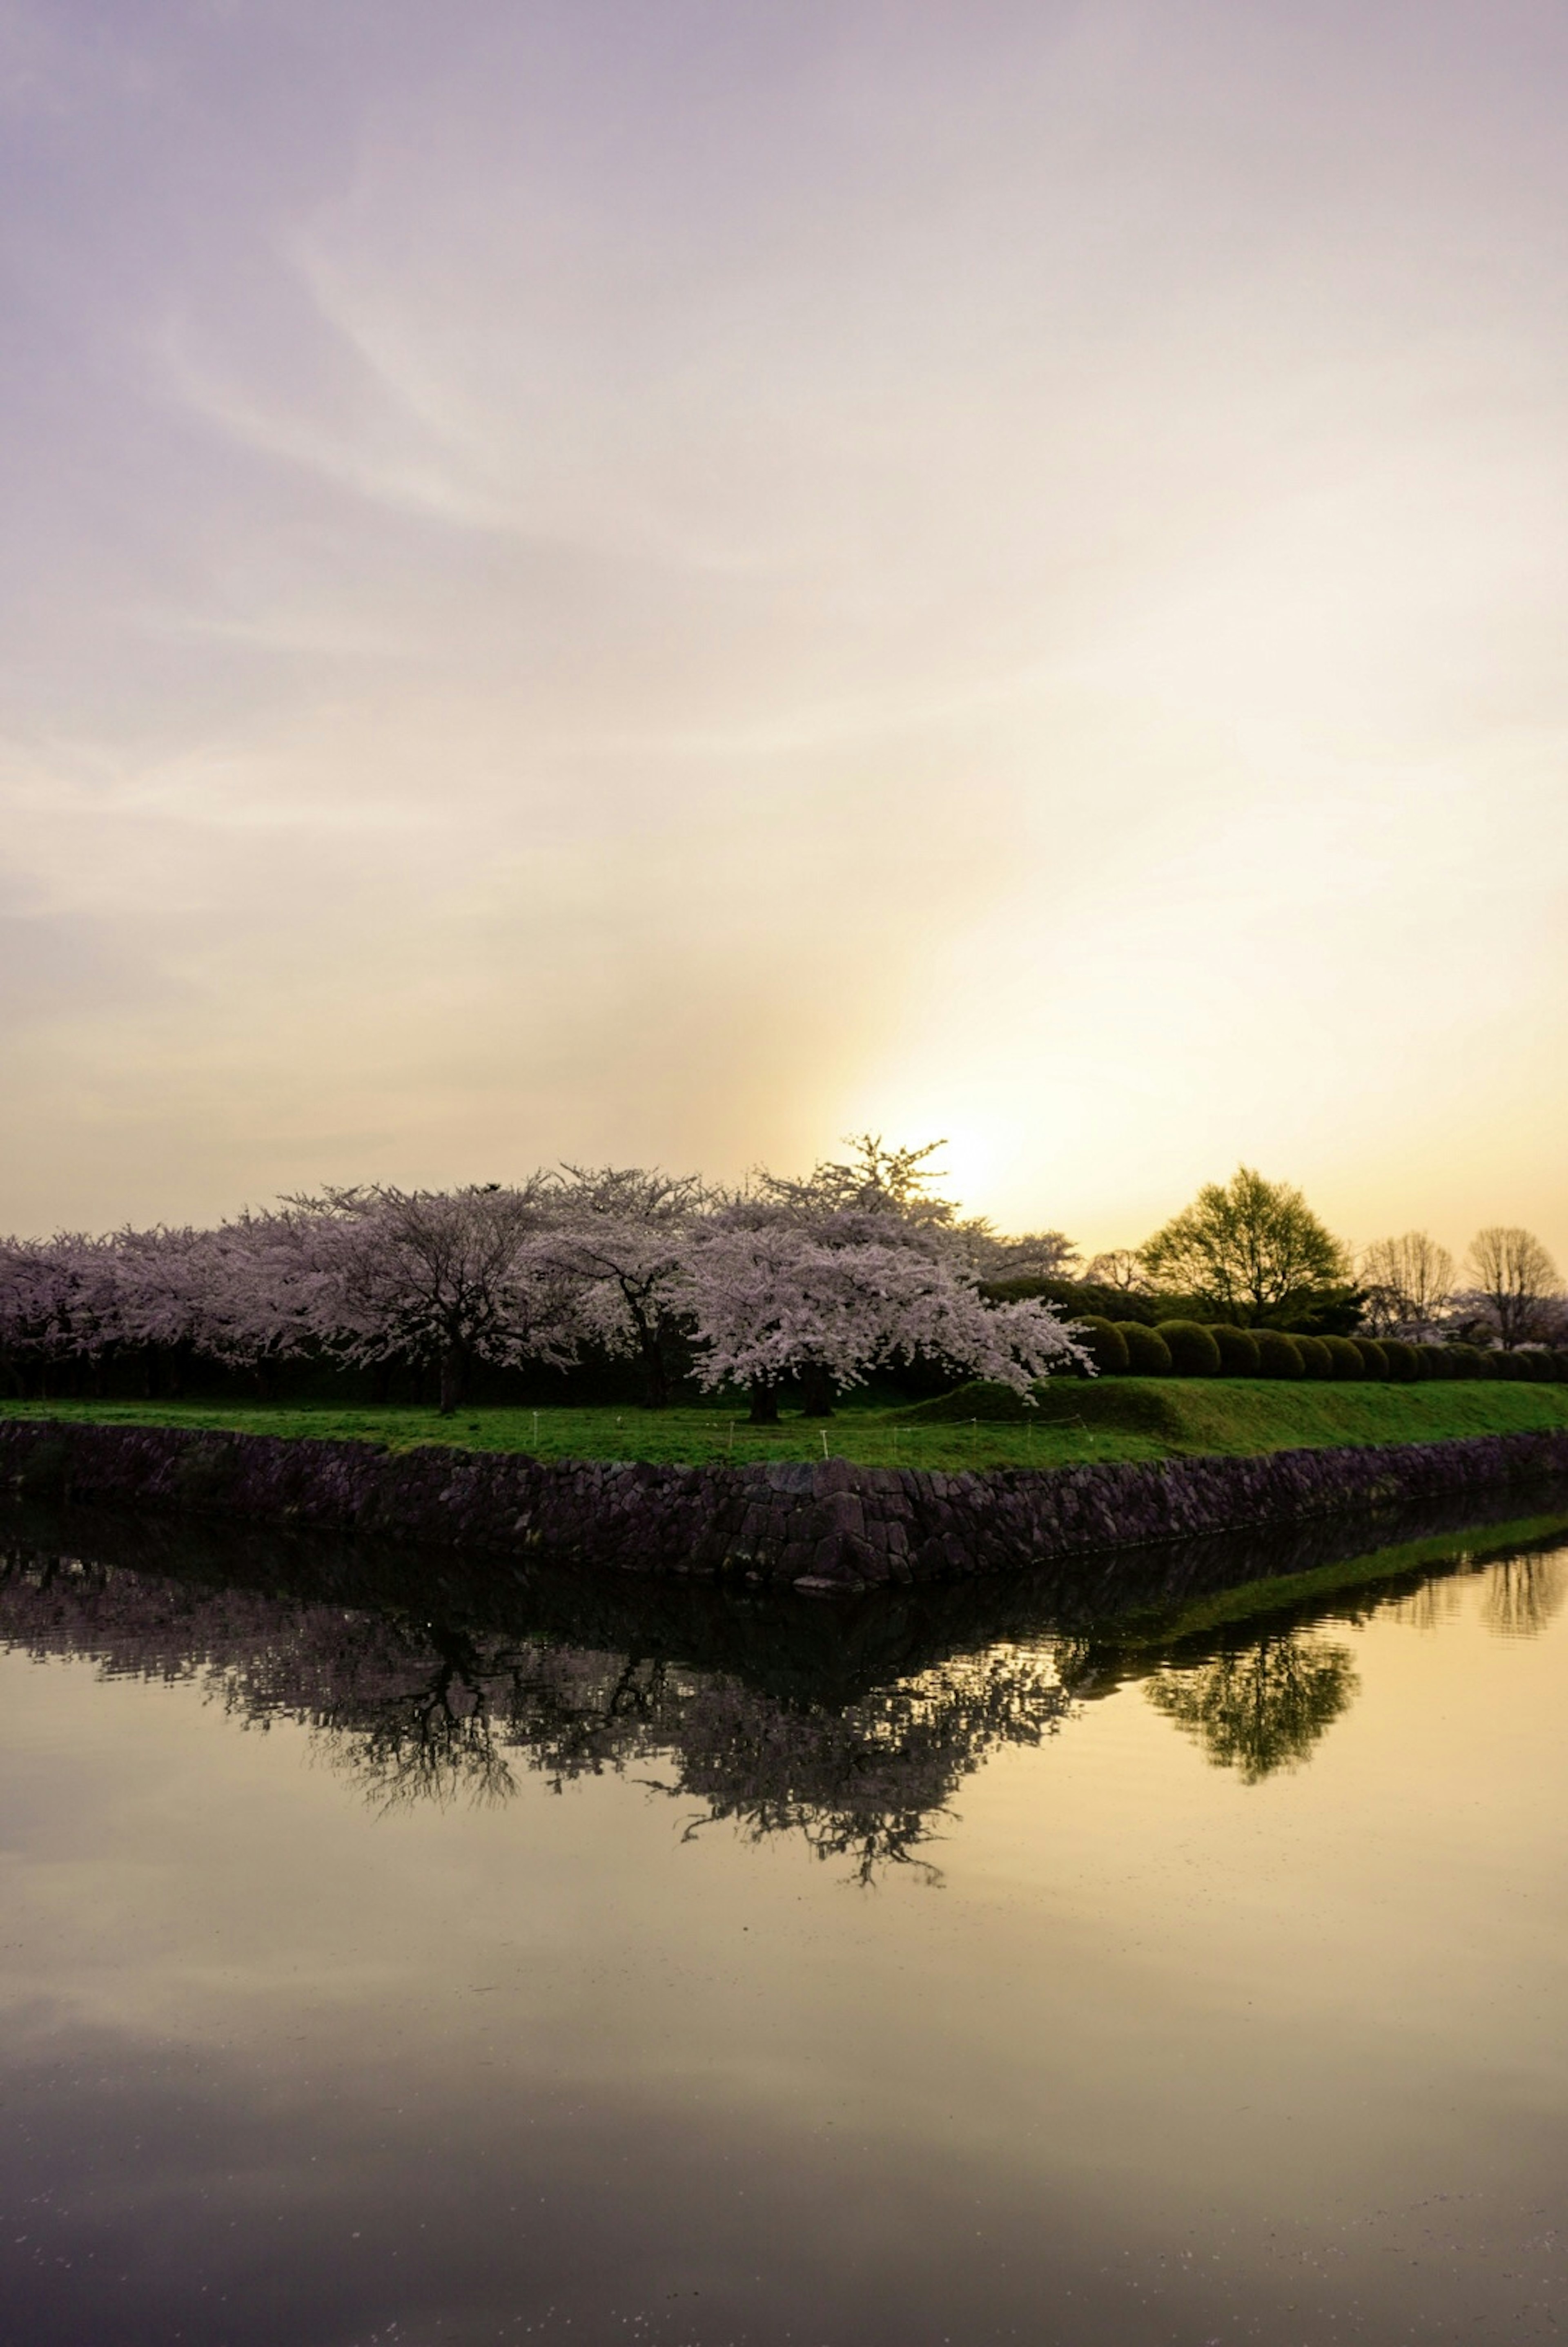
[2,0,1566,1257]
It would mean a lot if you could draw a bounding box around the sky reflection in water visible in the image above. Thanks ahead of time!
[0,1504,1566,2345]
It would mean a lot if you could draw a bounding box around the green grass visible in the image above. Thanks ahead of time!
[3,1377,1566,1472]
[0,1396,1159,1472]
[900,1375,1568,1454]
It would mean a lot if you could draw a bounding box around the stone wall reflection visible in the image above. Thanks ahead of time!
[2,1510,1564,1870]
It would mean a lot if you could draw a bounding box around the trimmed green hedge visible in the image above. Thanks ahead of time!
[1063,1317,1568,1383]
[1117,1322,1172,1375]
[1156,1320,1223,1377]
[1209,1325,1261,1376]
[1074,1316,1131,1375]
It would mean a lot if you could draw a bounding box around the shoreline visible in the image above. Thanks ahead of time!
[6,1414,1568,1593]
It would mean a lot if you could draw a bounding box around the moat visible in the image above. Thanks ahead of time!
[2,1495,1566,2344]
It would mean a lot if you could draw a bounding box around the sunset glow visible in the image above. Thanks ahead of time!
[2,1,1564,1261]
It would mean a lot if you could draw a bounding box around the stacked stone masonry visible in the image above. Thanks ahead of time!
[4,1419,1568,1591]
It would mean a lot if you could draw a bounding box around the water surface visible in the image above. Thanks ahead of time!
[2,1497,1566,2345]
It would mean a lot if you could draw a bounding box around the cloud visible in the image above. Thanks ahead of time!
[1,0,1566,1253]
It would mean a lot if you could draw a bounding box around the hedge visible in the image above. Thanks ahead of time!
[1155,1320,1223,1377]
[1208,1324,1261,1376]
[1074,1316,1131,1375]
[1116,1322,1173,1376]
[1060,1322,1568,1383]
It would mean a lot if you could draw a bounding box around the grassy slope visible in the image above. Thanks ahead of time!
[902,1375,1568,1452]
[2,1379,1566,1472]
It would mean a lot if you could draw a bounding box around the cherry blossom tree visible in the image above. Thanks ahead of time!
[0,1139,1088,1416]
[278,1182,583,1413]
[533,1166,709,1408]
[0,1234,118,1393]
[682,1198,1085,1423]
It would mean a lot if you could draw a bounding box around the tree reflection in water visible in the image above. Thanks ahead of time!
[1480,1551,1568,1640]
[306,1631,1077,1882]
[2,1505,1566,1870]
[0,1542,1075,1879]
[1144,1632,1359,1784]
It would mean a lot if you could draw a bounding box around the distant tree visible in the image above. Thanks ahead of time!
[1464,1226,1561,1350]
[966,1227,1080,1281]
[1084,1249,1147,1293]
[1358,1232,1454,1339]
[1138,1167,1348,1327]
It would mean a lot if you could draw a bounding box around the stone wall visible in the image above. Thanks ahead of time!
[5,1417,1568,1591]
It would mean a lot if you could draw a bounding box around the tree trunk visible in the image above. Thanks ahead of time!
[799,1365,836,1418]
[748,1380,780,1425]
[639,1337,671,1410]
[438,1343,467,1416]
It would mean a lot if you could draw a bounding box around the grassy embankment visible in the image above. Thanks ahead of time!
[4,1379,1567,1472]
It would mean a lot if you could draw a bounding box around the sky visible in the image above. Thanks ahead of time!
[2,0,1565,1269]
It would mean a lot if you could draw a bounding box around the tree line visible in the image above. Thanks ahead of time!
[0,1140,1084,1417]
[3,1151,1559,1417]
[1034,1168,1563,1356]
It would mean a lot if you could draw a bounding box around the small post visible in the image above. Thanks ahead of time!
[531,1410,540,1446]
[820,1430,829,1460]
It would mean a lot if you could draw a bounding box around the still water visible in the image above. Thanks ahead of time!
[2,1497,1567,2346]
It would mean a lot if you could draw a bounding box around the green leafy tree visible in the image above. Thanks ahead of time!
[1138,1167,1348,1327]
